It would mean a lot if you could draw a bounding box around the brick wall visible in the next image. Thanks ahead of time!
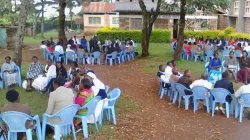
[154,19,169,29]
[119,17,130,30]
[244,18,250,34]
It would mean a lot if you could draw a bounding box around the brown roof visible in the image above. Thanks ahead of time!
[81,2,115,13]
[75,18,83,24]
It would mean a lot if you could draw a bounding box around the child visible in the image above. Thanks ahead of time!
[74,78,94,127]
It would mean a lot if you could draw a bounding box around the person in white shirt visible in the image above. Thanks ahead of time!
[188,36,196,44]
[235,77,250,98]
[72,36,79,45]
[157,65,170,84]
[40,41,47,49]
[164,61,173,83]
[190,73,212,90]
[54,42,64,55]
[66,44,75,53]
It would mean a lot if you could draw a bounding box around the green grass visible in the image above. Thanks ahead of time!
[24,29,58,45]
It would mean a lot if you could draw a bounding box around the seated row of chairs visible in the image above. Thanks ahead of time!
[0,65,22,89]
[159,79,249,123]
[0,88,121,140]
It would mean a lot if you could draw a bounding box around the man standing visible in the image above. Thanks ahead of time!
[224,51,238,82]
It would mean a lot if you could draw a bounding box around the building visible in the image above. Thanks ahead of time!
[80,2,119,35]
[218,0,250,33]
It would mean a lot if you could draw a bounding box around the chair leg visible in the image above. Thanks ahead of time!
[160,89,164,99]
[184,96,189,110]
[71,123,77,140]
[26,129,32,140]
[172,91,178,104]
[212,102,216,117]
[42,121,46,140]
[111,107,117,125]
[193,99,197,113]
[178,96,181,108]
[225,102,230,118]
[205,98,210,113]
[82,117,88,138]
[93,115,99,132]
[239,105,244,122]
[55,126,61,140]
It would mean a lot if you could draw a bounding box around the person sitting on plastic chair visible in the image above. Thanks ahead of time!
[2,90,34,140]
[177,69,193,95]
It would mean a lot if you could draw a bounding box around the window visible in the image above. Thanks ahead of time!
[88,17,101,24]
[112,17,119,24]
[234,1,239,15]
[246,0,250,14]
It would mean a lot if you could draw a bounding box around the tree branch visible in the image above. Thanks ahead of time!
[150,0,162,24]
[139,0,148,15]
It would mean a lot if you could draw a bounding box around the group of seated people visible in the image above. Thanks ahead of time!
[157,60,250,114]
[1,65,108,139]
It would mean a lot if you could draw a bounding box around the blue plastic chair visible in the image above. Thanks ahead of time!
[169,78,177,103]
[41,48,47,60]
[103,88,121,125]
[105,85,109,93]
[91,51,101,65]
[192,86,210,113]
[235,94,250,122]
[105,51,118,66]
[117,51,123,64]
[204,50,214,63]
[205,62,209,73]
[1,111,42,140]
[234,50,242,58]
[183,49,191,60]
[175,83,193,110]
[54,51,64,62]
[190,49,200,62]
[65,51,76,65]
[74,96,101,139]
[42,104,80,140]
[221,49,230,60]
[76,51,87,65]
[45,49,54,60]
[210,88,233,118]
[159,80,170,99]
[2,65,22,89]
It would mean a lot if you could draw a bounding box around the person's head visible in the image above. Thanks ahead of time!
[5,56,11,63]
[56,61,63,69]
[74,36,76,39]
[229,51,234,58]
[170,60,176,65]
[222,71,230,79]
[193,42,197,45]
[201,73,208,80]
[172,68,178,75]
[41,41,46,45]
[214,52,219,59]
[79,78,92,91]
[70,61,78,69]
[53,76,66,89]
[47,59,53,66]
[188,42,192,45]
[166,61,173,67]
[6,90,20,103]
[237,43,242,48]
[129,41,133,46]
[82,36,85,39]
[32,56,38,63]
[159,65,165,72]
[184,69,192,77]
[242,50,248,58]
[56,42,60,46]
[184,41,188,44]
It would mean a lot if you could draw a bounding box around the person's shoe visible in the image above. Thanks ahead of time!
[53,134,62,140]
[75,125,82,133]
[220,106,226,115]
[215,106,219,111]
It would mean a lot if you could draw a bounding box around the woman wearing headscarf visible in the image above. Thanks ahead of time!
[1,56,19,87]
[86,72,107,99]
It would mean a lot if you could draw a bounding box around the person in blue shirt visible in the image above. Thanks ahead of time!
[80,36,87,52]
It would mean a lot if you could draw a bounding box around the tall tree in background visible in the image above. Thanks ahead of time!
[58,0,68,47]
[0,0,20,26]
[13,0,31,67]
[67,1,77,29]
[174,0,230,60]
[138,0,175,57]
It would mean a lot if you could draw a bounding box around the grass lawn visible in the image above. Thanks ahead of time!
[136,43,243,90]
[24,30,58,45]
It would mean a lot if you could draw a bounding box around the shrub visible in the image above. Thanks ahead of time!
[96,28,171,43]
[224,26,236,35]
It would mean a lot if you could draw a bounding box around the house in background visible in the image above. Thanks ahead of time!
[80,2,119,36]
[218,0,250,34]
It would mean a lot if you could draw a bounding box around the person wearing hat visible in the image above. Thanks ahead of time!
[86,72,107,99]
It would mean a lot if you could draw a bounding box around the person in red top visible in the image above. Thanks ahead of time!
[185,42,192,56]
[229,36,236,45]
[47,42,54,54]
[235,43,243,51]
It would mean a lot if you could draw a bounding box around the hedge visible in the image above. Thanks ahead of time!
[96,28,171,43]
[184,26,250,40]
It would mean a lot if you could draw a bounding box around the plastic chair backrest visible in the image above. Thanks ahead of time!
[175,83,188,97]
[77,51,84,59]
[239,94,250,106]
[108,88,121,106]
[192,86,209,99]
[222,49,229,56]
[66,51,75,61]
[1,111,33,132]
[235,50,242,57]
[111,51,118,58]
[54,51,62,57]
[92,51,101,59]
[84,96,101,116]
[206,50,213,57]
[105,85,109,93]
[53,104,80,125]
[210,88,231,102]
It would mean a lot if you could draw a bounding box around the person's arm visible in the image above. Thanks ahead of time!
[160,75,169,83]
[46,94,55,115]
[235,87,242,98]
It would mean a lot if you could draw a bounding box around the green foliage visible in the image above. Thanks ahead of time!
[96,28,171,43]
[184,27,249,40]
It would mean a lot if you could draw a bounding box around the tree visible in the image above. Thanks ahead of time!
[58,0,68,48]
[174,0,230,60]
[138,0,175,57]
[0,0,20,26]
[67,1,77,29]
[13,0,32,68]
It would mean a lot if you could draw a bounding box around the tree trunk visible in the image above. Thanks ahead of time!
[174,0,186,60]
[70,9,73,29]
[41,9,44,38]
[13,0,30,68]
[58,1,67,48]
[32,14,37,38]
[10,17,15,26]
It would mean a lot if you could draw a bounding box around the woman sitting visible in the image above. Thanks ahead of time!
[184,42,192,56]
[86,72,107,99]
[64,62,80,88]
[126,42,133,54]
[74,78,94,128]
[207,52,222,84]
[237,51,250,84]
[56,62,67,80]
[26,56,44,91]
[1,56,19,88]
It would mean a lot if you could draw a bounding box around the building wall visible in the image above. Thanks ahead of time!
[245,18,250,34]
[217,15,228,30]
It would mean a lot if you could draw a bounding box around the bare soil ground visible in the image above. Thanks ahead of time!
[1,47,250,140]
